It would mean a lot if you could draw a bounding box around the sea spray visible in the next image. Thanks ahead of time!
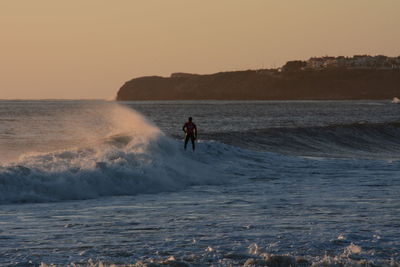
[0,103,224,204]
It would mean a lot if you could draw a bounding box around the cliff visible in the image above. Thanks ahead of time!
[116,68,400,101]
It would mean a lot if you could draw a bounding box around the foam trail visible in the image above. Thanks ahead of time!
[0,103,224,204]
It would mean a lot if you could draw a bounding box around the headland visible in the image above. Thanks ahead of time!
[117,55,400,101]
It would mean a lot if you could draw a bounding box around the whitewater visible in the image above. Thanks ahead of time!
[0,100,399,266]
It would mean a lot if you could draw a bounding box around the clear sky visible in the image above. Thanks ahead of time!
[1,0,399,99]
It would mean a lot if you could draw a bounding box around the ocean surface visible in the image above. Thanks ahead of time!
[0,100,399,266]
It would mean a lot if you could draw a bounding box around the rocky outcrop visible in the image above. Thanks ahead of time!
[116,69,400,101]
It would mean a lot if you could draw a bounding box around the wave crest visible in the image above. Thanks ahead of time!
[0,105,224,204]
[203,122,400,159]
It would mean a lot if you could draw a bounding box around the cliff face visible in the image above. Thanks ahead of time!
[116,69,400,101]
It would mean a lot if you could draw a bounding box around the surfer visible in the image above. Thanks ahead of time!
[182,117,197,151]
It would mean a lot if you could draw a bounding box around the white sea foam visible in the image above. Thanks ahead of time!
[0,104,227,204]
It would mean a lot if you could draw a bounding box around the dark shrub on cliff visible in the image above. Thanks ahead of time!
[282,61,307,72]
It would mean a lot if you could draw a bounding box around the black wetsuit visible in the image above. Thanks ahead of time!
[183,122,197,150]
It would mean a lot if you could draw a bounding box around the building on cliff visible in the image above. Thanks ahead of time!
[306,55,400,70]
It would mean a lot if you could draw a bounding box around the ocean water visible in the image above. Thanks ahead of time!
[0,100,399,266]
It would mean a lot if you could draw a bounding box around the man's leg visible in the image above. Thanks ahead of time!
[191,135,195,150]
[184,134,189,150]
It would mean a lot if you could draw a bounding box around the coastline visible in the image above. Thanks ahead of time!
[117,68,400,101]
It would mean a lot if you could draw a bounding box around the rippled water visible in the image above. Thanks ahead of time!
[0,100,399,266]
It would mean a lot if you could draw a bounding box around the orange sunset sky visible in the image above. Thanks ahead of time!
[1,0,399,99]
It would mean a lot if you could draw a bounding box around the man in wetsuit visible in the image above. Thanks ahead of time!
[182,117,197,151]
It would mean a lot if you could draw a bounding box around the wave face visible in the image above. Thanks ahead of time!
[0,104,225,204]
[129,100,400,159]
[202,122,400,159]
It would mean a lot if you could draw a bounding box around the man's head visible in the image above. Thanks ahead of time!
[188,117,192,122]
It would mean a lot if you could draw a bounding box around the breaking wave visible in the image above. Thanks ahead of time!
[0,105,230,204]
[2,103,399,204]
